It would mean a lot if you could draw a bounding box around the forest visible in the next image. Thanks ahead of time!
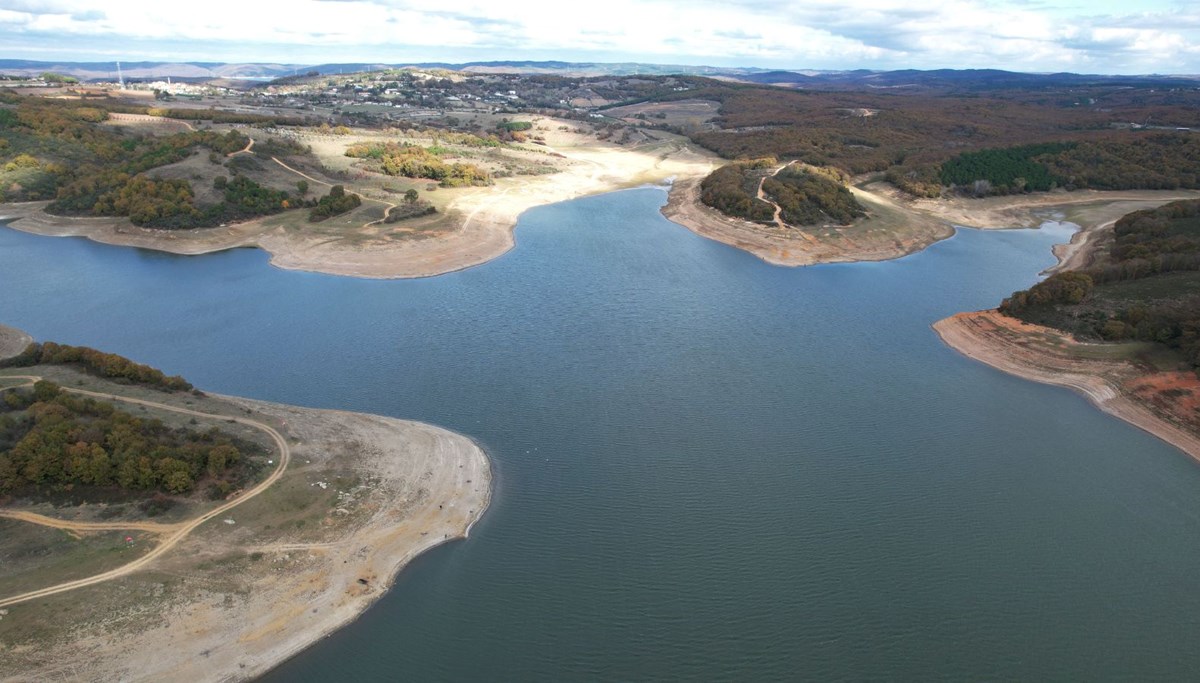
[1,341,193,392]
[0,94,301,228]
[698,160,864,227]
[763,165,865,226]
[938,142,1072,194]
[624,77,1199,217]
[0,381,258,497]
[929,135,1200,196]
[698,159,776,222]
[1000,199,1200,370]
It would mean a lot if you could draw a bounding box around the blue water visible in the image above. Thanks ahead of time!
[3,188,1199,680]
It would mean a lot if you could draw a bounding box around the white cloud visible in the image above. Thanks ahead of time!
[0,0,1196,72]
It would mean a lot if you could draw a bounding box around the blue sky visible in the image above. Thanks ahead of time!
[0,0,1197,73]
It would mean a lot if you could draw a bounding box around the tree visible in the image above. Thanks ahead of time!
[296,179,309,196]
[309,185,361,221]
[404,188,419,204]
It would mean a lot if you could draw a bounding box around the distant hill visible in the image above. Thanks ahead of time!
[733,68,1200,91]
[0,59,1195,87]
[0,59,770,81]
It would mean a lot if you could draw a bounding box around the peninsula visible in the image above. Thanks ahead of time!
[2,67,1198,278]
[935,198,1200,464]
[0,330,491,681]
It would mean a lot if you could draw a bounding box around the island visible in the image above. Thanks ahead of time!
[0,329,491,681]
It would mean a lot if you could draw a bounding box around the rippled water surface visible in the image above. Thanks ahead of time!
[3,189,1199,680]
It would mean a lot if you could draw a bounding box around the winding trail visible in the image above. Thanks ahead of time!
[269,156,397,227]
[227,134,255,157]
[757,160,797,230]
[0,376,290,609]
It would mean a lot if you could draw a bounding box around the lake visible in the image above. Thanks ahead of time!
[3,188,1199,680]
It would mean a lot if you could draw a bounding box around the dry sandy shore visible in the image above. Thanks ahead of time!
[0,132,717,279]
[932,196,1200,465]
[4,150,1194,278]
[663,180,1200,268]
[0,387,491,682]
[934,311,1200,463]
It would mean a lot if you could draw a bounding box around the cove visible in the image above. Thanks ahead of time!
[3,188,1200,680]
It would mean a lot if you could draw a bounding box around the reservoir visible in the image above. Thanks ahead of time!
[3,188,1199,680]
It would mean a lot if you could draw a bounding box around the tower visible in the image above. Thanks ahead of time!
[116,61,124,90]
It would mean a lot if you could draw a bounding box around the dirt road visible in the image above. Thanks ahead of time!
[0,377,290,609]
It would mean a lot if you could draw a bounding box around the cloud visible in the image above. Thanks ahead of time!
[0,0,1196,73]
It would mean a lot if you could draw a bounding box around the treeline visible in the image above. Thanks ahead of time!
[911,134,1200,197]
[1041,135,1200,191]
[345,141,492,187]
[1000,199,1200,370]
[42,128,275,228]
[698,159,776,222]
[0,94,304,226]
[667,81,1115,177]
[0,381,254,496]
[144,107,308,127]
[1,342,193,392]
[938,142,1072,194]
[614,79,1198,200]
[1000,271,1094,313]
[763,165,865,225]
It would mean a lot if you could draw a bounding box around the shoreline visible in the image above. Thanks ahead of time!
[0,134,718,280]
[5,180,1195,280]
[661,181,1200,268]
[235,402,494,683]
[934,310,1200,464]
[0,364,493,682]
[933,189,1200,466]
[660,174,955,267]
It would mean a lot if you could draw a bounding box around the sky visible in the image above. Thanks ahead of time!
[0,0,1197,74]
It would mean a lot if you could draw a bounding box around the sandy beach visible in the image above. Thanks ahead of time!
[934,310,1200,463]
[0,368,492,682]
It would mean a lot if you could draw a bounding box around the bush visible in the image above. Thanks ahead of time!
[309,185,361,221]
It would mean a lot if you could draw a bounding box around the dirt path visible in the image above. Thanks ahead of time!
[104,113,196,133]
[0,509,177,534]
[227,134,255,157]
[756,161,797,230]
[269,156,397,227]
[0,378,291,610]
